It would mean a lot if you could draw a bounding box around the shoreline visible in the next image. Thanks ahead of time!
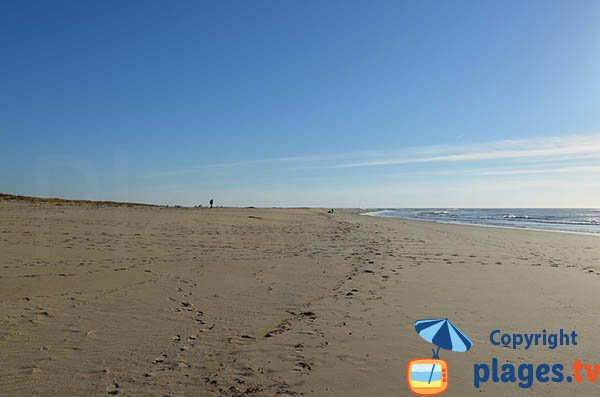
[360,210,600,237]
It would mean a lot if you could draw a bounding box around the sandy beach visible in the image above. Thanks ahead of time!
[2,199,600,396]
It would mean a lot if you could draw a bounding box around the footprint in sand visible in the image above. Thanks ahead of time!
[153,354,167,364]
[294,360,312,374]
[105,382,120,395]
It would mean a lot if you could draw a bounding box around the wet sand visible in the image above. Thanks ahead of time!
[1,201,600,396]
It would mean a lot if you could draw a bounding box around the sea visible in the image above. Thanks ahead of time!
[362,208,600,235]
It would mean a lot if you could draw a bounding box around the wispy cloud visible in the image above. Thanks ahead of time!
[144,132,600,180]
[329,132,600,168]
[477,165,600,176]
[126,132,600,207]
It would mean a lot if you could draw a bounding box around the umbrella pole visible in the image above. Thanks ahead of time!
[427,347,441,384]
[427,363,436,384]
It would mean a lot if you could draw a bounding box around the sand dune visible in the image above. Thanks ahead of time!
[1,201,600,396]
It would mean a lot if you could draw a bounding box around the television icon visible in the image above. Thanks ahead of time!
[407,358,448,396]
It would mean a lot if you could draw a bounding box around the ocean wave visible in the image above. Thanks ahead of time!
[502,218,600,226]
[503,214,529,220]
[417,210,453,217]
[365,208,600,234]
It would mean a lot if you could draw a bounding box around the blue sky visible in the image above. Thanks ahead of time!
[1,1,600,207]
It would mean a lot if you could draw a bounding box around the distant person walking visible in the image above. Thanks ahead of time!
[209,199,214,208]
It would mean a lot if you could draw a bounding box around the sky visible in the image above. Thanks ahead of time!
[1,0,600,207]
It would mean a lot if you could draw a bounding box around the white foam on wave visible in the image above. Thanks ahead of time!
[361,210,395,217]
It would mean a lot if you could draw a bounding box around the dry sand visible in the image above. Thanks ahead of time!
[1,201,600,396]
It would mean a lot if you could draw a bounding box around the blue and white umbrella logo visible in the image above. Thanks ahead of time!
[415,318,473,357]
[414,318,473,385]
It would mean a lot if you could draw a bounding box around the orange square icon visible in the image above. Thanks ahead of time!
[407,358,448,396]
